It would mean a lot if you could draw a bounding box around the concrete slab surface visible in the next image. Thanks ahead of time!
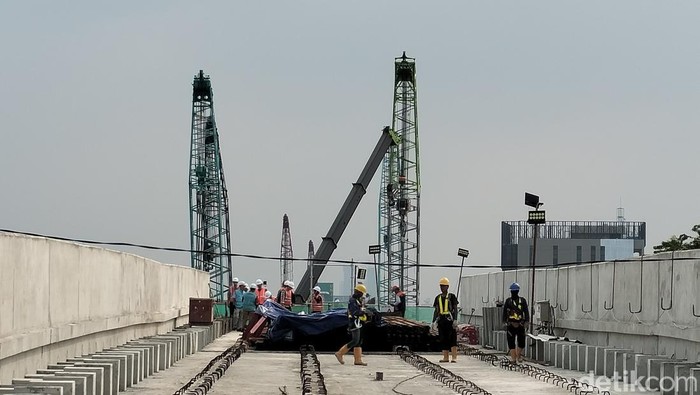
[122,329,663,395]
[124,331,241,394]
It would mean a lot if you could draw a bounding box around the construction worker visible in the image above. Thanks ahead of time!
[432,277,459,363]
[311,286,324,313]
[234,282,246,331]
[239,283,257,330]
[503,282,529,363]
[228,277,239,318]
[334,284,369,366]
[276,281,287,306]
[264,290,275,302]
[254,279,266,305]
[391,285,406,317]
[278,281,295,310]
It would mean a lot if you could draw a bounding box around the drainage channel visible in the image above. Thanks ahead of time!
[395,346,492,395]
[299,345,327,395]
[459,345,611,395]
[173,338,246,395]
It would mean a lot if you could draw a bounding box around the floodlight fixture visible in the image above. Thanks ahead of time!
[528,210,546,224]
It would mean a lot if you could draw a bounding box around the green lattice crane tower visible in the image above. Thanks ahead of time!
[188,70,233,301]
[378,52,421,310]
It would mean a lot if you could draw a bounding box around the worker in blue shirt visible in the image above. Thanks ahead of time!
[239,284,257,331]
[233,282,246,331]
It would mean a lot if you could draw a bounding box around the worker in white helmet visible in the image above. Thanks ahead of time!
[228,277,239,320]
[264,290,274,302]
[278,281,294,310]
[254,279,266,305]
[311,286,324,313]
[234,282,246,331]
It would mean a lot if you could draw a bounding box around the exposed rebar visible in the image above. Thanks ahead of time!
[300,345,328,395]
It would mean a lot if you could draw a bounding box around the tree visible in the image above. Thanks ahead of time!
[653,224,700,253]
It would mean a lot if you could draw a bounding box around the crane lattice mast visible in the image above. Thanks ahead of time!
[280,214,294,284]
[188,70,233,301]
[378,52,421,310]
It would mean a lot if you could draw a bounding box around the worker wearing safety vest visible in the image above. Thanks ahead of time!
[502,282,530,363]
[311,286,324,313]
[254,279,267,305]
[277,281,295,310]
[391,285,406,317]
[432,277,459,363]
[334,284,369,366]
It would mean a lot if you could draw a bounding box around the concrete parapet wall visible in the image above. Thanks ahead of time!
[460,250,700,361]
[0,231,210,383]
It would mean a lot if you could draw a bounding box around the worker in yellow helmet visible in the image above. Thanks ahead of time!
[432,277,459,363]
[335,284,369,366]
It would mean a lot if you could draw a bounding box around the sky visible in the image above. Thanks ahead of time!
[1,1,698,305]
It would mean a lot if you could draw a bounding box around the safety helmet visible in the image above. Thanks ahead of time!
[255,279,263,286]
[510,282,520,292]
[313,286,321,292]
[354,284,367,294]
[232,277,239,282]
[240,282,247,287]
[439,277,450,286]
[283,280,290,287]
[288,281,295,288]
[265,290,272,298]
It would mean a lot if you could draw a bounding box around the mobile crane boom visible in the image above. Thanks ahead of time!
[296,126,399,300]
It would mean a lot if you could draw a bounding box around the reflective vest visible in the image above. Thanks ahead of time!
[438,294,452,316]
[311,293,323,312]
[508,297,524,321]
[255,288,266,305]
[281,288,293,307]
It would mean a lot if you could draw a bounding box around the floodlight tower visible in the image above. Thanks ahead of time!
[188,70,233,301]
[280,214,293,284]
[378,52,421,309]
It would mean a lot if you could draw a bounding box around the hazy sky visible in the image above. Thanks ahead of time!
[1,1,698,303]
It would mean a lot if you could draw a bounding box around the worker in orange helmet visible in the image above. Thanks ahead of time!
[432,277,459,363]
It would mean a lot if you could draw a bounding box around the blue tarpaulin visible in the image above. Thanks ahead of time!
[256,300,349,342]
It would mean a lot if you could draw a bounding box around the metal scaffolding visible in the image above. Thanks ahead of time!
[188,70,233,300]
[378,52,421,309]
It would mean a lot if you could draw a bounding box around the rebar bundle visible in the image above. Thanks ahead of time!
[173,338,246,395]
[299,345,328,395]
[395,346,492,395]
[459,344,610,395]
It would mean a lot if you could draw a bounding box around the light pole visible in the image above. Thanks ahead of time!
[525,192,545,334]
[456,248,470,303]
[369,244,381,309]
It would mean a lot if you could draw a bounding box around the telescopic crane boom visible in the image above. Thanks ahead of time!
[296,127,400,300]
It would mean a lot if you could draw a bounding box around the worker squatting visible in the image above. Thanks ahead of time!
[227,277,529,366]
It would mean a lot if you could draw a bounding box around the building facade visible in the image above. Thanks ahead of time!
[501,221,646,270]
